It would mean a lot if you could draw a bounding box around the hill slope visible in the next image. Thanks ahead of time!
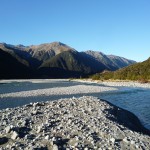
[83,50,136,70]
[92,57,150,80]
[39,51,107,78]
[0,49,33,79]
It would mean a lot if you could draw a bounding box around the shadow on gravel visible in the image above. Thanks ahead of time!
[0,80,83,94]
[53,137,69,149]
[101,99,150,136]
[0,137,9,145]
[13,127,31,138]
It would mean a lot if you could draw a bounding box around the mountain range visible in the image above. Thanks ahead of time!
[0,42,136,79]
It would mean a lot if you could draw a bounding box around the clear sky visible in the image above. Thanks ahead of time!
[0,0,150,62]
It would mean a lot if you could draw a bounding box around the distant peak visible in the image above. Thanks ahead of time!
[0,42,6,45]
[85,50,105,55]
[30,41,71,48]
[48,41,67,47]
[16,44,25,47]
[52,41,66,45]
[0,43,26,48]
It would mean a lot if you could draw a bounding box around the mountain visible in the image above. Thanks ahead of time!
[0,42,136,79]
[91,57,150,81]
[24,42,76,63]
[108,55,136,68]
[0,48,33,79]
[0,42,75,68]
[39,51,107,78]
[83,50,136,70]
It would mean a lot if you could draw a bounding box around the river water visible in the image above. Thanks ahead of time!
[0,79,150,130]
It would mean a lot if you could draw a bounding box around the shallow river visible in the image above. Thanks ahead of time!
[0,79,150,130]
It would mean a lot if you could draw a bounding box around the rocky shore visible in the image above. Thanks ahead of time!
[0,96,150,149]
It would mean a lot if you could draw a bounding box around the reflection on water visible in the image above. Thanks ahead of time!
[0,80,150,130]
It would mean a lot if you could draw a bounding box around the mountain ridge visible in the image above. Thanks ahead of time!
[0,42,136,79]
[83,50,135,70]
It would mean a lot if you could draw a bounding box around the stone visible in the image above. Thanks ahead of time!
[130,140,135,145]
[45,135,50,140]
[53,144,59,150]
[32,110,38,115]
[5,126,11,133]
[135,144,139,149]
[52,137,56,141]
[21,120,27,126]
[110,138,115,143]
[11,131,19,140]
[123,138,129,144]
[68,138,78,147]
[37,126,42,133]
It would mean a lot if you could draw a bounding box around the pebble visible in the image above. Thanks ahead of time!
[45,135,50,140]
[110,138,115,143]
[53,144,59,150]
[37,126,42,133]
[11,131,19,140]
[5,126,11,133]
[0,96,149,149]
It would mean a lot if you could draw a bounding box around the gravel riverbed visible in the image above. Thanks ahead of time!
[0,96,150,150]
[0,85,117,98]
[74,79,150,89]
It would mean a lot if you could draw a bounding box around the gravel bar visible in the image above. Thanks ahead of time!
[74,79,150,89]
[0,96,150,150]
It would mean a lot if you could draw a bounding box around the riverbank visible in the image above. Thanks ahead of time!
[0,96,150,149]
[73,79,150,89]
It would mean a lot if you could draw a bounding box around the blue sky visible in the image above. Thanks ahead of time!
[0,0,150,62]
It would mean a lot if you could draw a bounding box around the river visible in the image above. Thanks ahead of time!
[0,79,150,130]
